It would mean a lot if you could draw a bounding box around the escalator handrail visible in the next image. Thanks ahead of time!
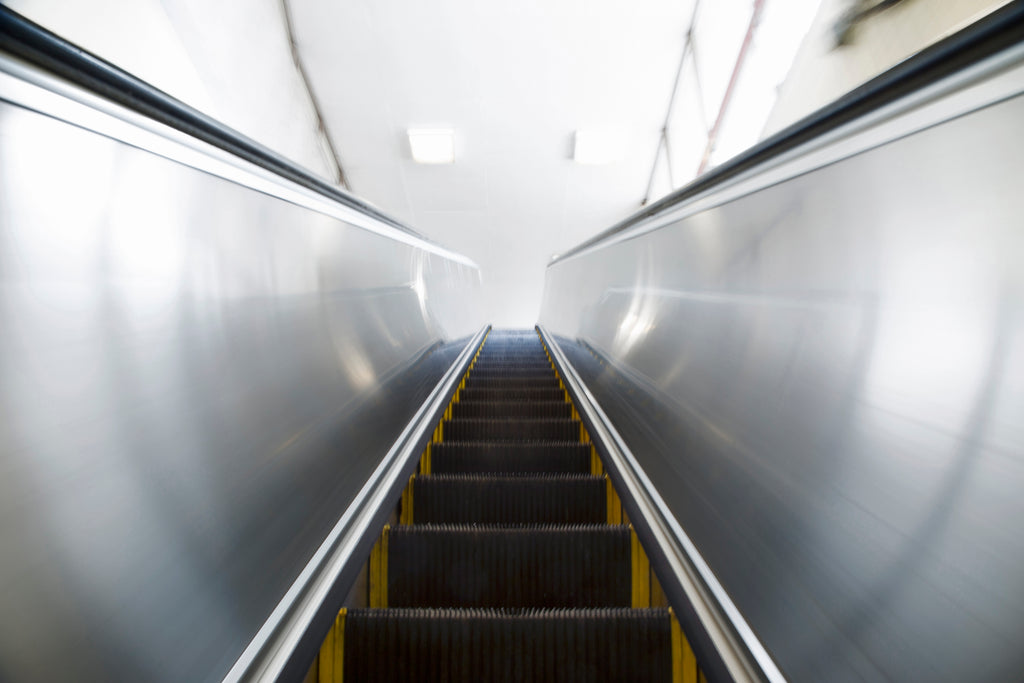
[550,1,1024,265]
[0,5,427,245]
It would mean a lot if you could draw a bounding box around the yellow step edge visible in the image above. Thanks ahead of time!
[368,526,389,608]
[400,475,415,525]
[317,607,346,683]
[651,569,669,608]
[668,607,699,683]
[631,526,651,608]
[605,475,623,525]
[590,445,603,476]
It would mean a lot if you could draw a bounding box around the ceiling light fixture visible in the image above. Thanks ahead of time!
[573,129,624,165]
[408,128,455,164]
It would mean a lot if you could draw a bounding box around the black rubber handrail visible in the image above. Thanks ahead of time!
[552,1,1024,264]
[0,6,426,242]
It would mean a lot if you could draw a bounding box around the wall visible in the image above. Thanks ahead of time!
[763,0,1011,135]
[8,0,336,179]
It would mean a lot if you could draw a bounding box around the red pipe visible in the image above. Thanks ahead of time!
[696,0,765,175]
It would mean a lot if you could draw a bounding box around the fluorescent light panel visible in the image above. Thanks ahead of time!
[408,128,455,164]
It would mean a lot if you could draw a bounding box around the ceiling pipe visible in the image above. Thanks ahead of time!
[280,0,350,190]
[642,0,703,206]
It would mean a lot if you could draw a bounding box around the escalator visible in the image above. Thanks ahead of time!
[315,329,700,681]
[4,5,1024,682]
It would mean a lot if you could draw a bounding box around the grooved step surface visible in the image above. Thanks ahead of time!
[463,377,562,390]
[469,372,558,381]
[472,361,552,369]
[387,525,631,608]
[473,350,548,356]
[471,359,549,366]
[412,474,606,524]
[443,418,580,441]
[452,401,573,419]
[458,387,567,403]
[429,442,592,474]
[343,608,672,682]
[469,369,553,377]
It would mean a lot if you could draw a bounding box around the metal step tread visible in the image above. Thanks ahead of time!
[341,607,671,682]
[443,417,581,441]
[410,474,606,524]
[386,524,631,608]
[429,441,592,474]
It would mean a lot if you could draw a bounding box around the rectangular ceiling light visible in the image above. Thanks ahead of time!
[408,128,455,164]
[574,129,623,165]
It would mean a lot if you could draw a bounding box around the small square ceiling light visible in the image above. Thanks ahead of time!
[408,128,455,164]
[573,129,624,165]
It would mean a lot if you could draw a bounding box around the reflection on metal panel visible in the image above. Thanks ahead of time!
[540,51,1024,682]
[0,89,481,680]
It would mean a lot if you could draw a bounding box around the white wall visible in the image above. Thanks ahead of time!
[763,0,1010,136]
[9,0,336,181]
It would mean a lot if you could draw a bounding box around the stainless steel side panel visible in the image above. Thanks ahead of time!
[0,74,481,679]
[540,55,1024,681]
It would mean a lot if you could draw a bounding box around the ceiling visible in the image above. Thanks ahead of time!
[290,0,698,326]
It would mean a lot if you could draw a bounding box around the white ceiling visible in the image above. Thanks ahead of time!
[291,0,697,326]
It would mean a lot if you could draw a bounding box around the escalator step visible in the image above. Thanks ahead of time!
[458,387,566,403]
[480,342,545,348]
[429,442,591,474]
[482,338,542,345]
[387,524,631,608]
[484,335,540,340]
[452,401,572,419]
[474,362,548,368]
[469,367,553,375]
[443,418,580,441]
[464,376,561,388]
[343,607,671,682]
[470,367,553,375]
[411,474,605,524]
[479,350,544,356]
[469,370,556,380]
